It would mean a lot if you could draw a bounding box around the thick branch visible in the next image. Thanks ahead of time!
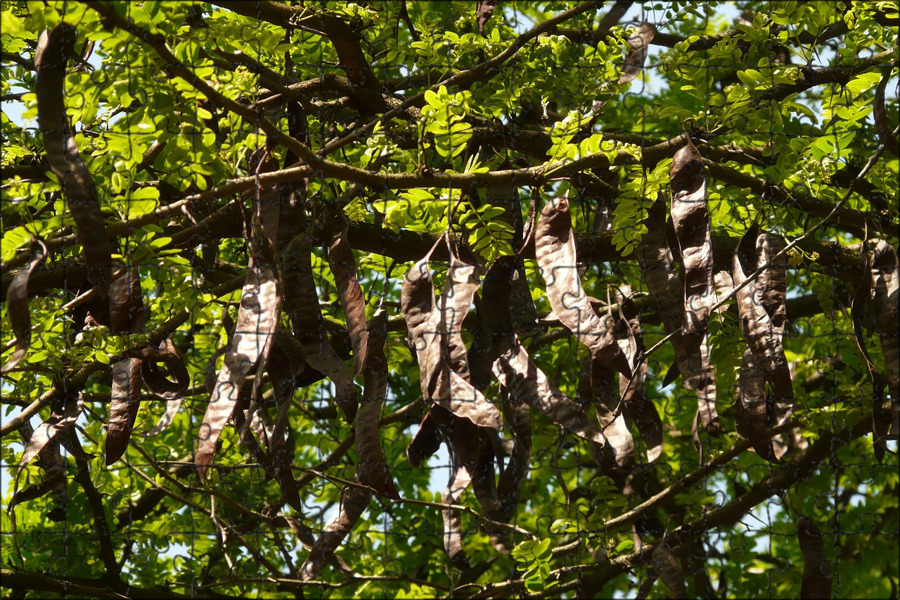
[1,214,865,303]
[1,50,35,70]
[758,51,897,104]
[0,567,235,599]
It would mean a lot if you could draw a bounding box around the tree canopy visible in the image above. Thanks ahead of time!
[1,1,898,598]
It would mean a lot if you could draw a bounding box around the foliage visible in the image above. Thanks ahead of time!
[1,1,898,599]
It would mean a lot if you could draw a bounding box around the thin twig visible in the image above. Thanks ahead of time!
[295,467,537,539]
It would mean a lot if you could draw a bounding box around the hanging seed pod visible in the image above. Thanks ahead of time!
[535,195,631,377]
[2,240,48,373]
[670,135,714,340]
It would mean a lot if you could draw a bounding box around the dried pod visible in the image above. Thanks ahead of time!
[493,339,606,446]
[265,338,304,512]
[19,399,84,468]
[874,70,899,156]
[733,225,794,461]
[136,339,191,437]
[105,268,148,463]
[329,227,368,377]
[407,410,444,467]
[483,181,539,336]
[105,357,143,465]
[438,241,481,380]
[734,226,794,417]
[195,254,280,476]
[283,229,359,423]
[11,422,68,521]
[590,358,635,470]
[496,400,531,522]
[737,347,783,462]
[402,256,444,399]
[476,0,499,35]
[108,267,146,335]
[870,240,899,429]
[854,239,900,455]
[2,240,48,373]
[442,456,475,570]
[670,137,714,339]
[401,249,500,429]
[535,196,631,377]
[355,309,400,498]
[299,485,371,580]
[756,233,788,328]
[36,24,111,300]
[652,544,688,599]
[640,200,720,434]
[797,516,832,599]
[620,23,656,84]
[195,177,282,476]
[614,288,664,462]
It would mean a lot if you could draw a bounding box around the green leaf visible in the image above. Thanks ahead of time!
[737,68,765,88]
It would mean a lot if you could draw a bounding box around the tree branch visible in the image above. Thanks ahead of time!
[758,51,897,104]
[1,211,866,304]
[316,0,606,157]
[463,410,873,598]
[72,455,124,584]
[0,361,105,439]
[0,567,237,599]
